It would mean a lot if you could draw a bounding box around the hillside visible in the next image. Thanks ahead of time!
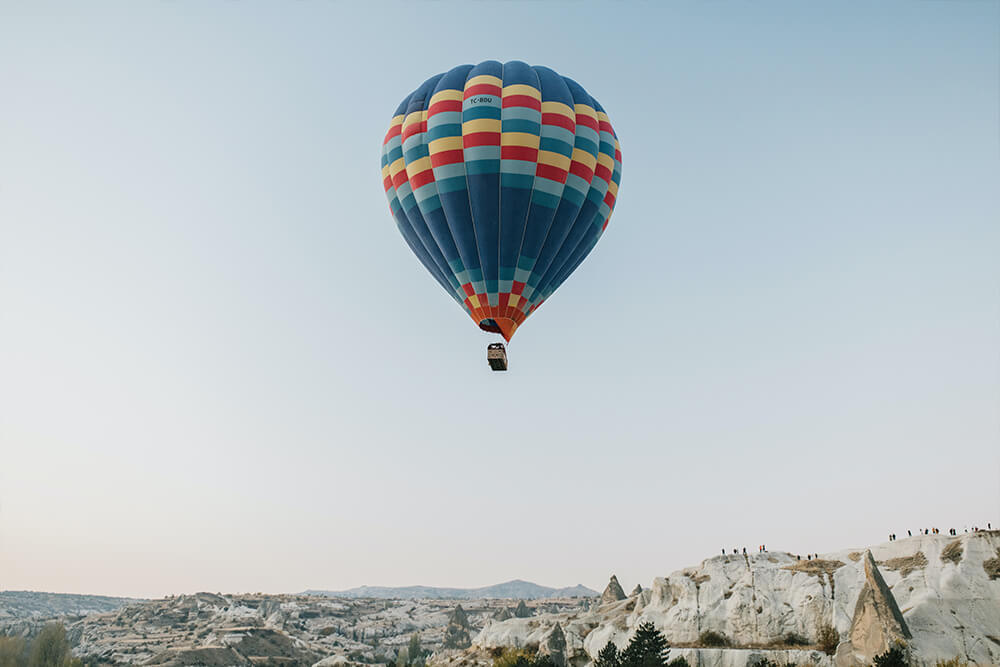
[0,591,138,620]
[449,530,1000,667]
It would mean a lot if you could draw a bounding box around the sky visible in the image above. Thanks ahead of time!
[0,1,998,600]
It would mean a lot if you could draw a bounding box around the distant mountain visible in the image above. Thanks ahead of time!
[303,579,598,600]
[0,591,139,619]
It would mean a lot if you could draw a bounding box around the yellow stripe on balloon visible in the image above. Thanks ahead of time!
[502,84,541,99]
[462,118,501,134]
[405,156,432,176]
[501,132,540,148]
[571,148,597,170]
[537,150,571,170]
[466,75,502,89]
[574,104,597,121]
[541,101,575,119]
[429,136,464,152]
[430,89,463,105]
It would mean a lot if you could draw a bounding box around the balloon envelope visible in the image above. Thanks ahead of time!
[380,61,621,341]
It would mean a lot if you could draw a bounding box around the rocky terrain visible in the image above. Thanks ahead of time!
[442,531,1000,667]
[0,591,587,667]
[2,532,997,667]
[0,591,138,619]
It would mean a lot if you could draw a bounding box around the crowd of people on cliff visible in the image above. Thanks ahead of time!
[719,522,994,563]
[888,523,991,541]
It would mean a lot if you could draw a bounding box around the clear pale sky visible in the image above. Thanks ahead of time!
[1,1,998,599]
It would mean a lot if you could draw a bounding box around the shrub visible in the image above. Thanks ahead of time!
[783,633,809,647]
[667,658,689,667]
[872,645,907,667]
[817,624,839,655]
[935,659,968,667]
[493,648,548,667]
[0,636,27,667]
[28,624,73,667]
[696,631,729,648]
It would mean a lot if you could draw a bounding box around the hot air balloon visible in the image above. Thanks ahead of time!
[380,61,622,370]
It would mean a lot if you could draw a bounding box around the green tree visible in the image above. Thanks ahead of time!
[0,635,28,667]
[407,633,424,667]
[28,624,70,667]
[396,647,409,667]
[595,642,621,667]
[620,622,669,667]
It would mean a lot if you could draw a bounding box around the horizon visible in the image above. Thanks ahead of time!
[4,528,996,600]
[1,0,998,600]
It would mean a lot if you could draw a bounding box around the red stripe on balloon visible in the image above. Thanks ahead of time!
[464,132,501,147]
[541,113,575,132]
[502,95,541,111]
[535,164,568,184]
[430,149,465,167]
[501,146,538,162]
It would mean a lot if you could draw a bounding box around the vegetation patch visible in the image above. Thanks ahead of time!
[848,552,862,562]
[696,630,730,648]
[873,645,907,667]
[984,549,1000,580]
[940,541,963,565]
[816,623,839,655]
[782,559,845,577]
[935,658,969,667]
[880,552,928,578]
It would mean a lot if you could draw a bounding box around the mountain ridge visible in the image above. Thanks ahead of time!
[303,579,597,600]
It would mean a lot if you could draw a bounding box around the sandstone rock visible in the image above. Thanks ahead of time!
[514,601,532,619]
[538,624,566,667]
[629,585,642,597]
[493,608,512,621]
[450,606,471,629]
[443,606,472,650]
[600,577,626,605]
[842,551,910,666]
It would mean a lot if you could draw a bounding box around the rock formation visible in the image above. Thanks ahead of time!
[467,532,1000,667]
[629,585,642,597]
[443,605,472,649]
[537,624,566,667]
[600,576,626,605]
[838,551,911,666]
[492,607,512,621]
[513,601,532,619]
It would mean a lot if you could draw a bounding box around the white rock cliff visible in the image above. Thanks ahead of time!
[446,532,1000,667]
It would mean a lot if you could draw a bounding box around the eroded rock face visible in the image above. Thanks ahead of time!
[841,552,910,666]
[514,602,533,619]
[493,608,513,622]
[538,624,567,667]
[600,577,626,606]
[443,606,473,650]
[467,532,1000,667]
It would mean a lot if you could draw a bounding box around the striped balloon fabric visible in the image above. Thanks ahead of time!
[381,61,622,342]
